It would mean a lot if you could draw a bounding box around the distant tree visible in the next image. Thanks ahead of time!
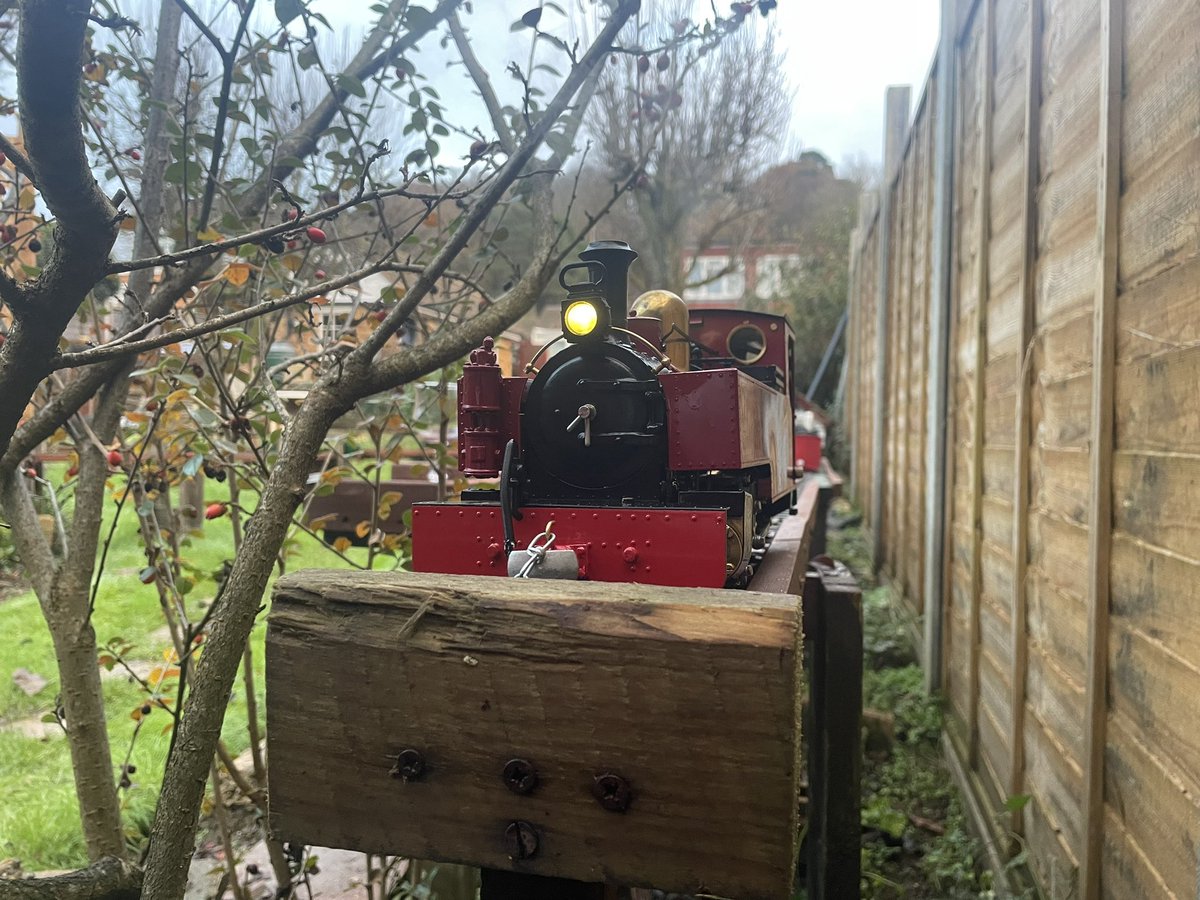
[587,2,791,293]
[746,152,859,405]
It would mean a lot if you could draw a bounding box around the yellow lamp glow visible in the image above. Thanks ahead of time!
[563,300,599,336]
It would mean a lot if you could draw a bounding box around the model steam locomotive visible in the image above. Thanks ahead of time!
[411,240,801,588]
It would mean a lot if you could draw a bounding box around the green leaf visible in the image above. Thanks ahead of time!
[297,44,319,70]
[275,0,305,26]
[1004,793,1032,814]
[336,74,367,98]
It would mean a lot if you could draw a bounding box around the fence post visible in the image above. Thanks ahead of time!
[1080,1,1123,895]
[1008,0,1043,841]
[870,85,911,570]
[922,0,958,695]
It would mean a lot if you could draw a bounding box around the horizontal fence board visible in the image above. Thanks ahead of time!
[1111,452,1200,558]
[1110,532,1200,664]
[1104,713,1200,897]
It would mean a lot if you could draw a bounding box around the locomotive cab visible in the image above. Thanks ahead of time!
[411,241,800,589]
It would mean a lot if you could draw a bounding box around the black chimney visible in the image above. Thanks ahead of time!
[579,240,638,327]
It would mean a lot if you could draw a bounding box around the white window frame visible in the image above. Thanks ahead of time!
[684,255,745,302]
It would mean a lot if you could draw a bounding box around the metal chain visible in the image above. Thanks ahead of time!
[513,521,556,578]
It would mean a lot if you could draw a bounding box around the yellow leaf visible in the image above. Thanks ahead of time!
[165,389,190,407]
[380,490,404,506]
[84,63,108,83]
[377,504,392,521]
[161,721,174,735]
[354,520,371,539]
[119,215,137,232]
[382,534,402,552]
[18,187,36,210]
[162,647,179,664]
[196,228,222,243]
[310,295,329,306]
[50,428,69,445]
[224,262,251,286]
[280,254,303,273]
[124,411,148,424]
[333,536,352,553]
[307,513,337,533]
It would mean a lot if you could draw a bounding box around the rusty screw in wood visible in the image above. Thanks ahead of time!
[389,749,425,782]
[591,773,632,812]
[504,820,539,860]
[502,758,539,795]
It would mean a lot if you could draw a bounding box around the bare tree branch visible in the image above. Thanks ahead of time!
[0,133,35,184]
[448,12,516,153]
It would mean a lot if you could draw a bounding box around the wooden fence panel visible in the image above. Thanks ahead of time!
[1104,0,1200,895]
[943,2,986,750]
[845,0,1200,895]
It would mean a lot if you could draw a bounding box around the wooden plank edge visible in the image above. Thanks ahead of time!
[1008,0,1044,845]
[1079,0,1124,897]
[967,0,996,771]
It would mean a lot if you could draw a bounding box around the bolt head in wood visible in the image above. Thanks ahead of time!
[389,748,425,782]
[504,820,539,860]
[502,758,539,794]
[591,773,632,812]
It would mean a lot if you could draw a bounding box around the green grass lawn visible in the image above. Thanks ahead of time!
[0,468,371,869]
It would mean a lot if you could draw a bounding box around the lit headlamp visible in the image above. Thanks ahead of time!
[558,261,611,342]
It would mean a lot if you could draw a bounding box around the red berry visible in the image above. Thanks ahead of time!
[284,208,299,221]
[371,309,387,323]
[286,239,298,250]
[139,568,158,585]
[469,139,488,159]
[306,226,327,244]
[205,502,227,520]
[23,467,36,479]
[145,399,159,412]
[637,55,650,74]
[315,268,327,279]
[66,464,79,478]
[656,54,670,71]
[128,149,141,161]
[107,449,123,467]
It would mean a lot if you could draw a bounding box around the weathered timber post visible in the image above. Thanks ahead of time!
[267,571,805,899]
[802,559,863,899]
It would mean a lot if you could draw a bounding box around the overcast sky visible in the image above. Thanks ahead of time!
[304,1,940,177]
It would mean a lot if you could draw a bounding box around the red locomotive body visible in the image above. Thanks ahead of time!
[412,241,801,588]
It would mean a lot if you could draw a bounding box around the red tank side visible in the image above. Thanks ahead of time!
[457,337,523,477]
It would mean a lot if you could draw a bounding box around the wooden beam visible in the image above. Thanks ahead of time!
[1080,0,1124,896]
[802,561,863,899]
[267,571,804,900]
[749,478,820,596]
[1007,0,1043,842]
[871,86,912,569]
[966,0,995,769]
[925,20,958,691]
